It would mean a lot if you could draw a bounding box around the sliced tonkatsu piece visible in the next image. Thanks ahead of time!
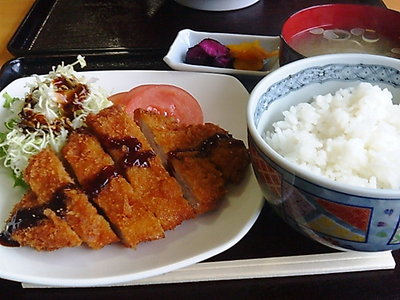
[23,148,119,249]
[0,191,82,251]
[134,109,250,214]
[193,129,250,185]
[134,109,228,166]
[170,153,227,213]
[86,105,194,230]
[134,108,250,184]
[62,130,164,247]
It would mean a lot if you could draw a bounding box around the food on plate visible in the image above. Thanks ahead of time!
[227,40,278,71]
[86,105,195,230]
[185,38,278,71]
[108,84,204,125]
[0,55,112,186]
[0,59,250,251]
[264,83,400,189]
[23,148,119,249]
[1,109,248,250]
[0,191,82,251]
[135,109,250,214]
[62,130,165,248]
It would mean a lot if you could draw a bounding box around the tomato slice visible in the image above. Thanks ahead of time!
[108,91,129,106]
[109,84,204,124]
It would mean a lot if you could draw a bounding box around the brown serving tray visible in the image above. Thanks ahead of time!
[7,0,386,56]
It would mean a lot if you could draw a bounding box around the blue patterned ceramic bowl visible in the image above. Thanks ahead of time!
[247,54,400,252]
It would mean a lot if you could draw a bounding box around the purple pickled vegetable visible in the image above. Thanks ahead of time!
[185,45,211,65]
[198,39,230,57]
[185,38,233,68]
[213,55,232,68]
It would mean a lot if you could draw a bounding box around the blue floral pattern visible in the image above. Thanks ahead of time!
[254,63,400,126]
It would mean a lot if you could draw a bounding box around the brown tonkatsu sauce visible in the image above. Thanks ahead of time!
[82,165,119,199]
[168,133,245,159]
[77,134,155,200]
[0,183,75,247]
[53,75,88,119]
[101,136,156,169]
[104,136,142,152]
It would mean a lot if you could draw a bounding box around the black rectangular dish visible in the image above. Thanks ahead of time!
[7,0,386,56]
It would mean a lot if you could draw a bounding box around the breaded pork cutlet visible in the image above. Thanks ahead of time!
[134,109,250,184]
[134,109,250,214]
[23,148,119,249]
[0,191,82,251]
[62,130,164,248]
[86,105,194,230]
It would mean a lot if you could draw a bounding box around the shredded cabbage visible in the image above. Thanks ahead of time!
[0,56,112,186]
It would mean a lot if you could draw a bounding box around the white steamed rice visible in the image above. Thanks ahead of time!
[264,82,400,189]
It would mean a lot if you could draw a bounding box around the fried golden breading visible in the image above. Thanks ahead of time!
[134,108,249,214]
[62,131,164,247]
[24,149,73,204]
[5,191,82,251]
[23,148,119,249]
[135,109,249,183]
[135,109,228,154]
[205,137,250,185]
[86,105,194,230]
[61,188,119,249]
[171,154,226,213]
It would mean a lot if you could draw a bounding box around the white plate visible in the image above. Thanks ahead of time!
[0,70,264,287]
[163,29,280,76]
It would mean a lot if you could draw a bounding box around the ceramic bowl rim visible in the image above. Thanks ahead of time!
[174,0,260,11]
[248,53,400,199]
[279,3,400,63]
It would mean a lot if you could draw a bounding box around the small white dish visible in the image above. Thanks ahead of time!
[164,29,280,76]
[0,70,263,287]
[174,0,260,11]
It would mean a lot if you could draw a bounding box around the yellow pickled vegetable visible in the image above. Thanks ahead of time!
[227,40,278,71]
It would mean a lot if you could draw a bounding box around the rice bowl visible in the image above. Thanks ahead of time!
[247,53,400,251]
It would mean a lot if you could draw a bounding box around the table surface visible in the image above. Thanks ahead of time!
[1,0,400,299]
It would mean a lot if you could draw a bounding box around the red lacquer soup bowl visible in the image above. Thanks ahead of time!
[279,4,400,65]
